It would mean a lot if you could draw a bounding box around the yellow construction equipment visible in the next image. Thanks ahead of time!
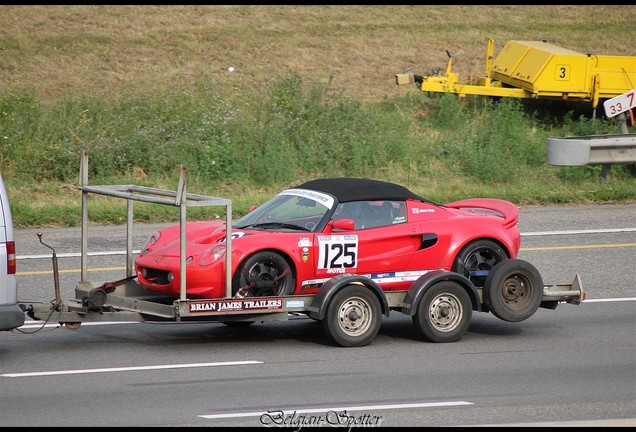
[396,38,636,109]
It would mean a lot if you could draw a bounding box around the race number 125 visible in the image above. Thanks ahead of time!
[318,235,358,269]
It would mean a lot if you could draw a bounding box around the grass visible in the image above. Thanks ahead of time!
[1,5,635,228]
[2,6,634,104]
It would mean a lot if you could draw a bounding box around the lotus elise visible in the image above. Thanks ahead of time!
[135,178,520,300]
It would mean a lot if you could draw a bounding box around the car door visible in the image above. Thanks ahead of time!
[314,200,424,289]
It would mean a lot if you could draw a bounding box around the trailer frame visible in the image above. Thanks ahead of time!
[396,38,636,109]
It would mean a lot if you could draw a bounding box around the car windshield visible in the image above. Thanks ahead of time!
[234,188,335,232]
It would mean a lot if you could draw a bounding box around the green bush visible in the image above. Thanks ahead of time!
[1,73,634,228]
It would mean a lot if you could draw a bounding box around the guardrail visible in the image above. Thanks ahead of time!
[547,112,636,180]
[547,134,636,164]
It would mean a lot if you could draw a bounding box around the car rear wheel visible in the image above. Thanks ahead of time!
[412,281,472,343]
[483,259,543,322]
[321,285,382,347]
[232,251,294,297]
[452,239,507,288]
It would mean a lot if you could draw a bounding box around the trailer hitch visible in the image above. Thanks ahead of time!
[83,275,137,311]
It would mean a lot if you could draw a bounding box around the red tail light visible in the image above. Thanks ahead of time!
[7,241,16,274]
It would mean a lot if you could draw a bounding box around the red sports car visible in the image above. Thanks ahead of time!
[135,177,520,300]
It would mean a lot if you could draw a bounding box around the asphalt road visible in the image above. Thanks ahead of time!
[1,203,635,427]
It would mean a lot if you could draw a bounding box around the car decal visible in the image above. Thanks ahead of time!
[281,188,335,209]
[317,235,358,270]
[285,299,305,308]
[218,231,247,242]
[297,237,312,247]
[302,247,309,263]
[301,269,443,289]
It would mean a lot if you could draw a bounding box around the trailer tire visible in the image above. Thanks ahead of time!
[483,259,543,322]
[232,251,294,297]
[412,281,472,343]
[321,285,382,347]
[452,239,507,288]
[63,322,81,330]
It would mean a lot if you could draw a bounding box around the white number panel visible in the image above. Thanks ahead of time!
[317,235,358,270]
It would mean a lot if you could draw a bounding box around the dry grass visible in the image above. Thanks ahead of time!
[2,5,635,104]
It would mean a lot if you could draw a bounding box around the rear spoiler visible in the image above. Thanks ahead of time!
[444,198,519,228]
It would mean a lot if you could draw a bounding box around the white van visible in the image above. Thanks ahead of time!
[0,173,25,330]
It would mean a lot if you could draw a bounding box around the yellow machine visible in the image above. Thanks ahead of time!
[396,38,636,109]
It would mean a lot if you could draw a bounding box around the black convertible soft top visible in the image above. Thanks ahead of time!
[295,177,430,203]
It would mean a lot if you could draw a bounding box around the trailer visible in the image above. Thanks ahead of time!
[395,38,636,110]
[18,151,585,347]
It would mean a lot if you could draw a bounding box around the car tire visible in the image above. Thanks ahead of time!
[232,251,294,297]
[452,239,508,288]
[412,281,472,343]
[321,285,382,347]
[483,259,543,322]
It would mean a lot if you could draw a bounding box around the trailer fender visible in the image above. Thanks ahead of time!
[403,270,481,316]
[308,274,390,321]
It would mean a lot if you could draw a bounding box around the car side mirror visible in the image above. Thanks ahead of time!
[332,219,355,231]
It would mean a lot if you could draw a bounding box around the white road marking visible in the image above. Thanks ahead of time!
[18,250,143,260]
[522,227,636,236]
[583,298,636,303]
[16,298,635,330]
[17,320,140,329]
[198,400,474,419]
[16,228,636,260]
[1,360,262,378]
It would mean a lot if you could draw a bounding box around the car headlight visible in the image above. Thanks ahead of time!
[144,231,161,248]
[198,244,226,266]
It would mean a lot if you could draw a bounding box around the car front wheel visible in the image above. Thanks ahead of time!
[232,251,294,297]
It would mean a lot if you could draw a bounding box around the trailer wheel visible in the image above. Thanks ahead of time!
[232,251,294,297]
[483,259,543,322]
[452,239,507,288]
[63,322,81,330]
[412,281,472,343]
[321,285,382,347]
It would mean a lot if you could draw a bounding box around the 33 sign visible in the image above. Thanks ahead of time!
[603,89,636,118]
